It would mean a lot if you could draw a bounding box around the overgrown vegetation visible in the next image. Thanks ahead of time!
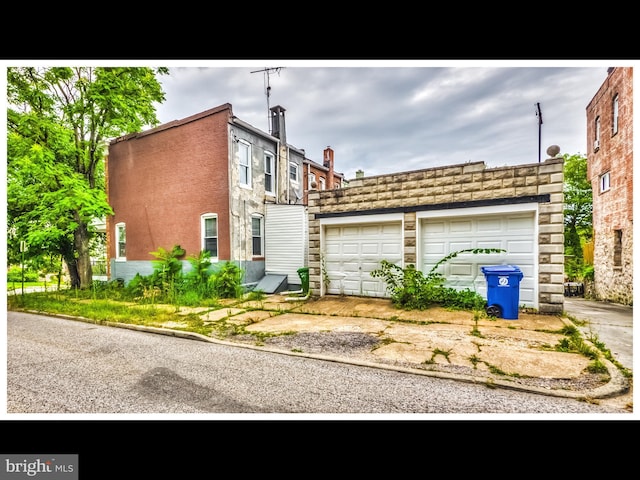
[563,153,593,282]
[121,245,245,307]
[371,248,505,311]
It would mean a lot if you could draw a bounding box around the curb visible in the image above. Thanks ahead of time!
[30,310,631,402]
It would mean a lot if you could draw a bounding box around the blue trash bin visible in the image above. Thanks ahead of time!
[481,265,524,319]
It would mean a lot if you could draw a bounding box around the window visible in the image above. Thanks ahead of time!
[238,140,251,187]
[289,162,299,184]
[594,116,601,150]
[600,171,610,192]
[612,94,619,135]
[319,177,326,190]
[308,172,316,190]
[115,223,126,260]
[264,151,275,195]
[251,215,263,257]
[614,229,622,267]
[201,214,218,259]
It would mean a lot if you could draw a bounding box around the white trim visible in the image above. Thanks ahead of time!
[600,171,611,192]
[251,213,264,257]
[416,202,539,219]
[289,162,299,184]
[319,212,404,226]
[115,222,126,261]
[201,213,219,261]
[238,139,252,188]
[264,150,275,196]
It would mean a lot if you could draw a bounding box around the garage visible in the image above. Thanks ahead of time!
[419,207,537,308]
[322,215,403,297]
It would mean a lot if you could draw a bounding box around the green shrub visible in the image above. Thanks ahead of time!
[7,266,39,283]
[211,261,243,299]
[371,248,504,311]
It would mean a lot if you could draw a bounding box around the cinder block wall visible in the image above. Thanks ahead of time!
[308,158,565,314]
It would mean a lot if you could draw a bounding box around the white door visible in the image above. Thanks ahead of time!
[420,212,536,308]
[324,222,402,297]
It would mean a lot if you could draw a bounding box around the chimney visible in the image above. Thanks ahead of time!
[270,105,286,144]
[323,146,334,189]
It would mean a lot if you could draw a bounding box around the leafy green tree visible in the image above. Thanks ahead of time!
[562,153,593,280]
[7,66,168,288]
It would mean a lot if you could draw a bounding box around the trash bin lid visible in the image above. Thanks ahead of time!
[481,265,522,274]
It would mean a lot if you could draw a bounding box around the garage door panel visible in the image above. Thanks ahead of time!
[476,240,504,250]
[423,222,445,234]
[505,240,533,253]
[450,220,473,233]
[449,263,474,276]
[507,217,533,230]
[477,218,503,233]
[382,243,402,255]
[361,243,380,254]
[450,241,473,251]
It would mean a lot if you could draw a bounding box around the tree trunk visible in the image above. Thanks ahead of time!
[62,252,81,289]
[73,216,93,289]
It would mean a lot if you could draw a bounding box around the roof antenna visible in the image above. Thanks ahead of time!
[251,67,285,134]
[535,102,543,163]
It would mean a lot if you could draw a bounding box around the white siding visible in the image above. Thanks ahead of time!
[265,204,308,285]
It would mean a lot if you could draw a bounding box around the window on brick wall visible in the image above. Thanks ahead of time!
[115,222,126,261]
[594,116,601,150]
[614,229,622,267]
[319,177,326,190]
[201,214,218,259]
[612,94,619,135]
[308,172,316,190]
[600,171,610,193]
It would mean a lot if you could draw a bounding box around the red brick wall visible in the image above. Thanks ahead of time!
[585,67,633,304]
[107,106,232,261]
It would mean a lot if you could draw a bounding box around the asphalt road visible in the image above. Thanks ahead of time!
[6,311,631,415]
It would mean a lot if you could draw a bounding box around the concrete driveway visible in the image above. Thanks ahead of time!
[563,297,633,371]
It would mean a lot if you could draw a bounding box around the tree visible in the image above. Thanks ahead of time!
[7,66,168,288]
[562,153,593,280]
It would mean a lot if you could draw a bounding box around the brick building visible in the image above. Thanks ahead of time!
[106,103,340,288]
[586,67,633,305]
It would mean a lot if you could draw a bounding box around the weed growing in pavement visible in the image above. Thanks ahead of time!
[468,354,482,369]
[470,310,484,337]
[424,348,453,364]
[586,358,609,374]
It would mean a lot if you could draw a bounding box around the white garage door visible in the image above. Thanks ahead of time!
[324,222,402,297]
[420,212,536,308]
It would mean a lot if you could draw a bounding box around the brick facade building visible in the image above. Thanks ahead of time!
[586,67,633,305]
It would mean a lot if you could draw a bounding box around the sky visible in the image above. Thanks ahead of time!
[149,60,620,180]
